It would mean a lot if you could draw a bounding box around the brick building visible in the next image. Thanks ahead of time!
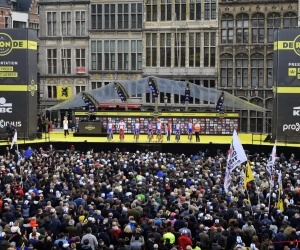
[0,0,11,28]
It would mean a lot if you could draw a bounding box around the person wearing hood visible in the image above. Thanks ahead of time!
[178,230,192,250]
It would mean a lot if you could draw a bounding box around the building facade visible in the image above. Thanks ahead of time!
[143,0,218,110]
[39,0,90,108]
[88,0,144,95]
[0,0,11,28]
[218,0,298,133]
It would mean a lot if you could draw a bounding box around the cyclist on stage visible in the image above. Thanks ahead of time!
[174,120,181,142]
[187,119,193,142]
[133,118,140,142]
[147,119,153,142]
[106,119,114,142]
[156,118,163,142]
[118,119,126,142]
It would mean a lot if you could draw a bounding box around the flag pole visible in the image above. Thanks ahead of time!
[268,175,272,209]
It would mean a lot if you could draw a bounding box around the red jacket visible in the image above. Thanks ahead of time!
[178,234,192,250]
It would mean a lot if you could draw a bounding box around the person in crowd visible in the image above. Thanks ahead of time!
[0,145,298,250]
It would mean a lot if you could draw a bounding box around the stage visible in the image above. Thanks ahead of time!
[0,131,298,155]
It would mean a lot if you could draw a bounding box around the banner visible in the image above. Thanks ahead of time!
[10,131,17,149]
[0,29,37,137]
[243,162,254,190]
[57,86,72,100]
[273,29,300,143]
[267,141,277,176]
[224,130,247,193]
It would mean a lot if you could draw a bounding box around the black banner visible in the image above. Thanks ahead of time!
[78,121,102,134]
[0,29,37,137]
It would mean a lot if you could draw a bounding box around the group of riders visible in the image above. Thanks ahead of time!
[106,118,195,143]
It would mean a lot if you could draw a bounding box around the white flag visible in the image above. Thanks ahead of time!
[267,141,277,176]
[224,130,247,193]
[10,131,17,149]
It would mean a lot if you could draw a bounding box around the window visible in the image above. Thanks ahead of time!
[47,12,57,36]
[47,49,57,74]
[61,12,71,36]
[29,23,39,37]
[104,41,116,70]
[118,4,129,29]
[91,4,102,29]
[175,0,186,21]
[146,0,157,22]
[75,49,85,68]
[131,3,143,29]
[220,54,233,87]
[250,98,264,133]
[75,11,86,36]
[75,86,86,94]
[283,12,297,28]
[161,0,172,21]
[104,4,115,29]
[61,49,71,74]
[47,86,57,98]
[13,21,26,28]
[189,33,201,67]
[117,40,129,70]
[251,13,265,44]
[251,54,264,88]
[160,33,171,67]
[221,14,233,44]
[235,54,248,87]
[5,17,9,28]
[205,0,216,20]
[91,41,102,70]
[236,14,249,44]
[267,54,273,88]
[190,0,201,20]
[91,82,102,89]
[174,33,186,67]
[267,13,280,43]
[204,32,216,67]
[146,33,157,67]
[131,40,143,70]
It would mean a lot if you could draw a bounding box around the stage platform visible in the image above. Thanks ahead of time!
[0,131,295,147]
[0,132,298,155]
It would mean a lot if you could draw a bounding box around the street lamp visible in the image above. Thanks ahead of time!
[164,95,168,110]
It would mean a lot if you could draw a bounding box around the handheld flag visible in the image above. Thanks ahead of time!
[266,141,277,176]
[243,162,254,190]
[224,130,247,193]
[10,131,17,149]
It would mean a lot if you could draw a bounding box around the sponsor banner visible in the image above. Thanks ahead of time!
[277,94,300,142]
[0,29,37,137]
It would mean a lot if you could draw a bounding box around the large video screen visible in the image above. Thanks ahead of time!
[74,112,239,135]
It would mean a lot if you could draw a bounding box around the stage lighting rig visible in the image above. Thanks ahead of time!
[82,92,99,111]
[114,82,129,110]
[148,77,159,100]
[216,92,225,113]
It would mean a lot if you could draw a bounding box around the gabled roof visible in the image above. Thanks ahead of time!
[0,0,10,8]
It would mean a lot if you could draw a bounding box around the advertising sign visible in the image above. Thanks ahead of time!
[74,112,239,135]
[0,29,37,138]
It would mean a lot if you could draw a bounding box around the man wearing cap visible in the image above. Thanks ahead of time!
[34,235,45,249]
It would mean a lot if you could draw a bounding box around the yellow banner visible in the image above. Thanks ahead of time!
[244,162,254,190]
[74,111,239,117]
[57,86,72,100]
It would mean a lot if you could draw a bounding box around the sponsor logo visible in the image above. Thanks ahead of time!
[283,123,300,132]
[0,97,12,113]
[0,33,29,56]
[85,125,95,131]
[0,120,21,128]
[293,107,300,116]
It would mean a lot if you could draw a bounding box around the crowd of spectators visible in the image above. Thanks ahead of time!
[0,145,299,250]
